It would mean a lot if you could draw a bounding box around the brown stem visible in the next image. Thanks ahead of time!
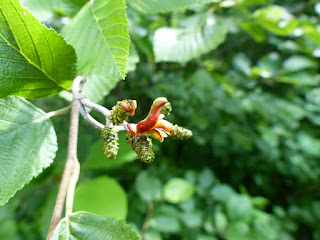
[140,203,154,238]
[140,198,164,238]
[46,100,79,239]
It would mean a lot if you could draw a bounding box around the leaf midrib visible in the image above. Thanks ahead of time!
[0,2,66,90]
[91,3,128,79]
[0,109,49,138]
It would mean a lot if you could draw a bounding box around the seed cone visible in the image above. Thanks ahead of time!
[126,133,155,163]
[169,124,192,140]
[101,126,119,159]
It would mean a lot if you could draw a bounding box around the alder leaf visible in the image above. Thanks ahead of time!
[52,211,141,240]
[128,0,214,14]
[73,176,128,219]
[0,0,76,99]
[153,15,227,62]
[62,0,130,103]
[0,97,57,206]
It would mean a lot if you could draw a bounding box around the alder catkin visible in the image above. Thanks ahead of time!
[109,100,133,125]
[126,133,155,163]
[101,126,119,159]
[169,124,193,140]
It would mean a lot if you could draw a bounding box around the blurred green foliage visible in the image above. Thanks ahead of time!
[1,0,320,239]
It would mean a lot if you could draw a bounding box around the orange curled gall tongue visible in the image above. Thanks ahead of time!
[136,97,168,134]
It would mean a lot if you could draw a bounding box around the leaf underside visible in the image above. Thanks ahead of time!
[0,97,57,206]
[52,211,141,240]
[128,0,214,14]
[62,0,130,103]
[153,15,227,62]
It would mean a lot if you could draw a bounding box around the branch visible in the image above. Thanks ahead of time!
[72,76,128,132]
[66,156,80,215]
[47,99,80,240]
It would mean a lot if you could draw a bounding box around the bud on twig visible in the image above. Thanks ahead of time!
[169,124,192,140]
[109,100,137,125]
[126,133,155,163]
[101,126,119,159]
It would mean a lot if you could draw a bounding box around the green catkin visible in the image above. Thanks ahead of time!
[160,102,172,117]
[101,126,119,159]
[169,124,193,140]
[126,133,155,163]
[109,100,132,125]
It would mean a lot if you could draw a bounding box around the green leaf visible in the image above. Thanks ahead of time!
[62,0,130,103]
[73,176,127,219]
[198,168,215,189]
[135,171,162,202]
[283,55,318,73]
[52,211,141,240]
[0,0,76,99]
[254,5,298,36]
[0,97,57,206]
[128,0,214,14]
[226,195,253,220]
[210,184,237,202]
[240,21,266,42]
[153,15,227,62]
[22,0,89,20]
[60,0,89,17]
[150,215,181,233]
[163,178,194,203]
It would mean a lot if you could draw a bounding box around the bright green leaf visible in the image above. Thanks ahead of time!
[0,0,76,99]
[0,97,57,206]
[128,0,214,14]
[163,178,194,203]
[135,171,162,202]
[52,211,141,240]
[254,5,298,36]
[241,21,266,43]
[62,0,130,103]
[73,176,127,219]
[153,15,227,62]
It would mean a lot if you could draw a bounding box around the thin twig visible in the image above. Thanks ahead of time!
[45,105,72,119]
[140,198,164,238]
[140,203,154,238]
[72,75,129,132]
[46,100,80,240]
